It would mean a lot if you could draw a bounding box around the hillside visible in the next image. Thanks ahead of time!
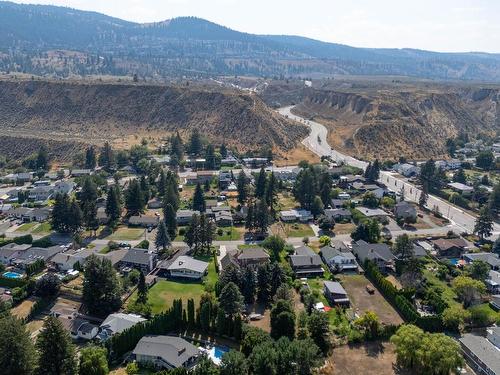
[292,85,500,161]
[0,79,308,156]
[1,2,500,81]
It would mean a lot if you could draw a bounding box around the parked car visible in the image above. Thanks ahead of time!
[366,285,375,294]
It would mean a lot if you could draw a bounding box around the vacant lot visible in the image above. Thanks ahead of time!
[11,297,38,319]
[283,223,315,237]
[215,226,244,241]
[338,274,403,325]
[107,227,144,241]
[322,341,412,375]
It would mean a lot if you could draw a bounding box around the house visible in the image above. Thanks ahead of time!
[98,313,146,341]
[50,248,94,271]
[28,185,54,202]
[242,158,268,168]
[54,181,75,195]
[0,243,31,265]
[393,163,420,177]
[447,159,462,170]
[218,171,233,190]
[331,199,344,209]
[323,281,350,306]
[165,256,209,280]
[288,246,324,278]
[71,169,93,177]
[118,248,156,273]
[132,335,200,370]
[432,238,469,258]
[485,270,500,294]
[411,243,428,258]
[151,155,171,165]
[394,201,417,221]
[320,246,358,273]
[221,156,238,167]
[128,215,159,228]
[462,253,500,271]
[215,211,233,227]
[356,207,389,221]
[176,210,200,225]
[5,172,34,183]
[11,246,64,268]
[8,207,51,222]
[491,295,500,310]
[352,240,396,271]
[338,192,351,200]
[324,208,352,222]
[447,182,474,196]
[96,207,109,224]
[147,198,163,209]
[51,305,98,340]
[279,209,313,223]
[459,328,500,375]
[221,247,270,269]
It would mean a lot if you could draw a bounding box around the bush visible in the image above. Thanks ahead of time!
[217,228,224,236]
[13,234,33,245]
[136,240,149,249]
[31,236,53,248]
[35,273,61,298]
[179,227,186,236]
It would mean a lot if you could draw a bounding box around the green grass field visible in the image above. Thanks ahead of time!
[129,256,218,315]
[15,222,38,232]
[32,222,52,234]
[107,227,145,241]
[215,227,243,241]
[284,223,315,237]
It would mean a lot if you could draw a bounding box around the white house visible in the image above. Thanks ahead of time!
[320,246,358,272]
[393,163,420,177]
[279,209,313,223]
[166,256,209,280]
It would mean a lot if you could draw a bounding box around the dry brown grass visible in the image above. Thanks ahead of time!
[11,297,38,319]
[274,144,320,166]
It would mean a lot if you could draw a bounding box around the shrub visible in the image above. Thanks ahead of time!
[31,236,53,248]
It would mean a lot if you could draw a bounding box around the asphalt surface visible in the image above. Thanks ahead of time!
[278,106,500,240]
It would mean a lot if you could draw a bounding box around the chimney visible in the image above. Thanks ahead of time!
[178,348,186,356]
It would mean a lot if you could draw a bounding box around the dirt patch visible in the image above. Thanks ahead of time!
[322,341,413,375]
[338,274,403,325]
[334,223,356,235]
[274,144,320,167]
[11,297,38,319]
[247,302,271,333]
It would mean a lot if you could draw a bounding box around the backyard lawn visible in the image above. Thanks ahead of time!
[215,226,243,241]
[422,265,461,308]
[283,223,315,237]
[15,222,38,232]
[32,222,52,234]
[129,256,217,315]
[107,227,145,241]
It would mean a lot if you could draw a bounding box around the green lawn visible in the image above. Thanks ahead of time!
[215,227,242,241]
[129,256,218,315]
[32,222,52,234]
[107,227,145,241]
[284,223,315,238]
[15,222,38,232]
[468,303,500,325]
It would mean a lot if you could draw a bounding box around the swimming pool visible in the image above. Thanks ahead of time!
[199,345,229,365]
[448,258,460,265]
[3,271,23,279]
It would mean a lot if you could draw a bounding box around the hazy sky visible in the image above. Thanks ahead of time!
[10,0,500,53]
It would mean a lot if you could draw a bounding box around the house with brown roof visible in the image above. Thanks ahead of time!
[432,238,469,258]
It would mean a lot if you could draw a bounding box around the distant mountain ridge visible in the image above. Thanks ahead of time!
[1,1,500,81]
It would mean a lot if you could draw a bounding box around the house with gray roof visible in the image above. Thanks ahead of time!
[128,215,159,228]
[352,240,396,271]
[11,245,64,268]
[132,335,201,370]
[323,281,350,306]
[98,313,146,341]
[289,246,324,277]
[165,256,209,280]
[460,327,500,375]
[394,201,417,221]
[118,248,156,273]
[324,208,352,222]
[320,246,357,273]
[0,243,31,265]
[176,210,200,225]
[486,270,500,294]
[357,207,389,221]
[463,252,500,271]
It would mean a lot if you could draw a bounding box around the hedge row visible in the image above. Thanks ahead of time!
[0,276,28,289]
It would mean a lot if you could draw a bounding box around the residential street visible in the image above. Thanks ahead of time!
[278,106,500,240]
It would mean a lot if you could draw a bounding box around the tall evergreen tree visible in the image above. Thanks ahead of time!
[99,142,115,172]
[318,171,332,207]
[155,220,171,251]
[255,167,267,199]
[170,132,184,167]
[84,146,97,170]
[82,255,122,316]
[265,172,278,216]
[0,313,36,375]
[36,145,49,171]
[474,207,494,240]
[163,203,177,238]
[242,266,257,304]
[192,183,206,212]
[419,182,429,208]
[36,317,77,375]
[237,170,248,205]
[105,185,122,224]
[220,143,228,158]
[489,183,500,219]
[205,143,217,170]
[157,169,166,196]
[137,271,148,305]
[189,129,203,156]
[125,179,145,216]
[51,193,72,233]
[254,199,270,234]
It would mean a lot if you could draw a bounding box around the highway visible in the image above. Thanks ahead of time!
[278,106,500,240]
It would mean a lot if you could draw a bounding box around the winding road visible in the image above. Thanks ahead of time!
[279,106,500,240]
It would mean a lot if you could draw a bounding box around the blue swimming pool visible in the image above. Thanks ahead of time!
[448,258,460,265]
[3,271,23,279]
[213,346,229,360]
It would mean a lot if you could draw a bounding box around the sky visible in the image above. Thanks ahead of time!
[10,0,500,53]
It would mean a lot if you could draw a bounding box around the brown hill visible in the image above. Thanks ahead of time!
[0,79,308,158]
[293,85,499,161]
